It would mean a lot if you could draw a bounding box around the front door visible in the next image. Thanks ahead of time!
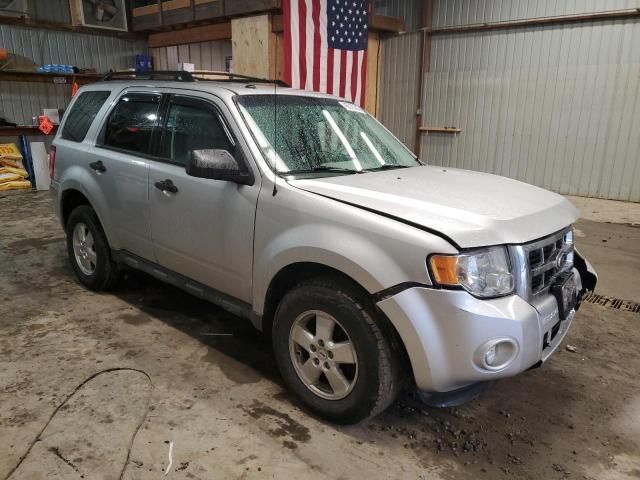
[148,93,259,303]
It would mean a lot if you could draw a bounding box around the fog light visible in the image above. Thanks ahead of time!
[485,345,497,366]
[474,338,519,371]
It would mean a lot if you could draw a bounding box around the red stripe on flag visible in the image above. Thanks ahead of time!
[298,0,308,89]
[339,50,347,98]
[327,48,334,95]
[360,49,368,107]
[350,51,359,104]
[283,0,292,86]
[312,0,321,91]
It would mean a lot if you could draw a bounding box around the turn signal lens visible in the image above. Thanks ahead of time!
[429,247,515,298]
[430,255,459,286]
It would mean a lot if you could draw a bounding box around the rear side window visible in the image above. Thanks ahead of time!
[103,94,161,155]
[61,91,110,142]
[160,99,234,166]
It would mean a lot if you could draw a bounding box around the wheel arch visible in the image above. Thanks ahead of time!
[61,188,92,227]
[58,171,118,248]
[259,261,414,384]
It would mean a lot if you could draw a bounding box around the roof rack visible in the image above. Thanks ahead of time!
[191,70,289,87]
[101,70,288,87]
[102,70,194,82]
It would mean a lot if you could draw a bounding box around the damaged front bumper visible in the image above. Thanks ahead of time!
[376,250,597,396]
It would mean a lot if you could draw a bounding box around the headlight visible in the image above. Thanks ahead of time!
[429,247,515,298]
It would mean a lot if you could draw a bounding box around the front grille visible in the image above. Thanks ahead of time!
[511,227,574,300]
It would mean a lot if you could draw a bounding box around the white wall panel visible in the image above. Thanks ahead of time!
[377,0,640,202]
[152,40,232,72]
[378,32,422,150]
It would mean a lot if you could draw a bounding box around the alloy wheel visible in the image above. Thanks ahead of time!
[289,310,358,400]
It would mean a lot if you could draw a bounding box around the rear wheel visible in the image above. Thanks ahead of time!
[272,277,402,424]
[66,205,119,291]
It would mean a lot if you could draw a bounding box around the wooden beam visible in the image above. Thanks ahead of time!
[272,13,405,34]
[272,13,284,33]
[0,126,59,137]
[0,15,145,39]
[132,0,217,17]
[424,8,640,35]
[148,22,232,48]
[415,0,433,157]
[369,14,404,33]
[420,126,462,134]
[0,71,101,85]
[224,0,281,17]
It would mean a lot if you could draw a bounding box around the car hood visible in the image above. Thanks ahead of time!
[288,165,578,249]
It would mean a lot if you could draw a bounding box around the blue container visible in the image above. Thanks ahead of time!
[136,54,153,73]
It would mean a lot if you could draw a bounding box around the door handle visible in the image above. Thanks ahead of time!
[89,160,106,173]
[154,179,178,194]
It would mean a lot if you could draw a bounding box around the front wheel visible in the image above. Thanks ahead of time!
[272,277,402,424]
[66,205,119,291]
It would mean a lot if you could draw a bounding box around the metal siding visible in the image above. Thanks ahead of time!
[374,0,423,32]
[0,24,147,125]
[434,0,640,26]
[377,32,422,150]
[29,0,72,24]
[151,40,232,72]
[412,0,640,202]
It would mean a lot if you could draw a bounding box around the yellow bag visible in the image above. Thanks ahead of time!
[0,172,23,183]
[0,166,28,178]
[0,143,23,161]
[0,158,22,168]
[0,180,32,191]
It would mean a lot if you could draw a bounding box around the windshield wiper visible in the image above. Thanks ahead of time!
[282,166,364,175]
[364,164,413,172]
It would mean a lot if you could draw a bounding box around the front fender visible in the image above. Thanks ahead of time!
[252,222,453,315]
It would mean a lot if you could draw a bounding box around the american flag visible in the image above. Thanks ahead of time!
[283,0,369,107]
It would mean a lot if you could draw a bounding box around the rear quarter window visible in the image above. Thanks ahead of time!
[61,91,111,142]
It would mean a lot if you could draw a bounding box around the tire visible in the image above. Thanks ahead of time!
[66,205,119,291]
[272,276,402,424]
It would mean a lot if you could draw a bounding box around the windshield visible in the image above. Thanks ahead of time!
[236,95,421,176]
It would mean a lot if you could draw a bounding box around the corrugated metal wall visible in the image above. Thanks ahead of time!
[28,0,72,24]
[378,32,422,150]
[380,0,640,202]
[0,24,147,125]
[152,41,232,72]
[423,0,640,201]
[432,0,640,26]
[373,0,422,32]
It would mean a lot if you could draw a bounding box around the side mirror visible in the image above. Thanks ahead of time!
[186,149,253,185]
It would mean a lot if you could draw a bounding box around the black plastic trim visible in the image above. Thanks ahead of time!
[112,250,255,321]
[417,382,490,407]
[373,282,429,301]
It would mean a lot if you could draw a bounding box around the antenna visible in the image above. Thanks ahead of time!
[272,77,278,196]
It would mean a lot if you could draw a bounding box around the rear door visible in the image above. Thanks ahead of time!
[147,92,259,303]
[87,90,163,260]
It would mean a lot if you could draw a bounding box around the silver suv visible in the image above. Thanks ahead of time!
[51,72,597,424]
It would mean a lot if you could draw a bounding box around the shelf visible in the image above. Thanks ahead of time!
[0,71,101,85]
[0,126,59,137]
[420,126,462,134]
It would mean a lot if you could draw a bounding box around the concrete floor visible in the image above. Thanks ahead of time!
[1,191,639,480]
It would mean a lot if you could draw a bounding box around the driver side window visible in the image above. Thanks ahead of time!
[160,99,234,166]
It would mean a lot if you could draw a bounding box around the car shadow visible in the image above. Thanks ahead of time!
[113,269,282,385]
